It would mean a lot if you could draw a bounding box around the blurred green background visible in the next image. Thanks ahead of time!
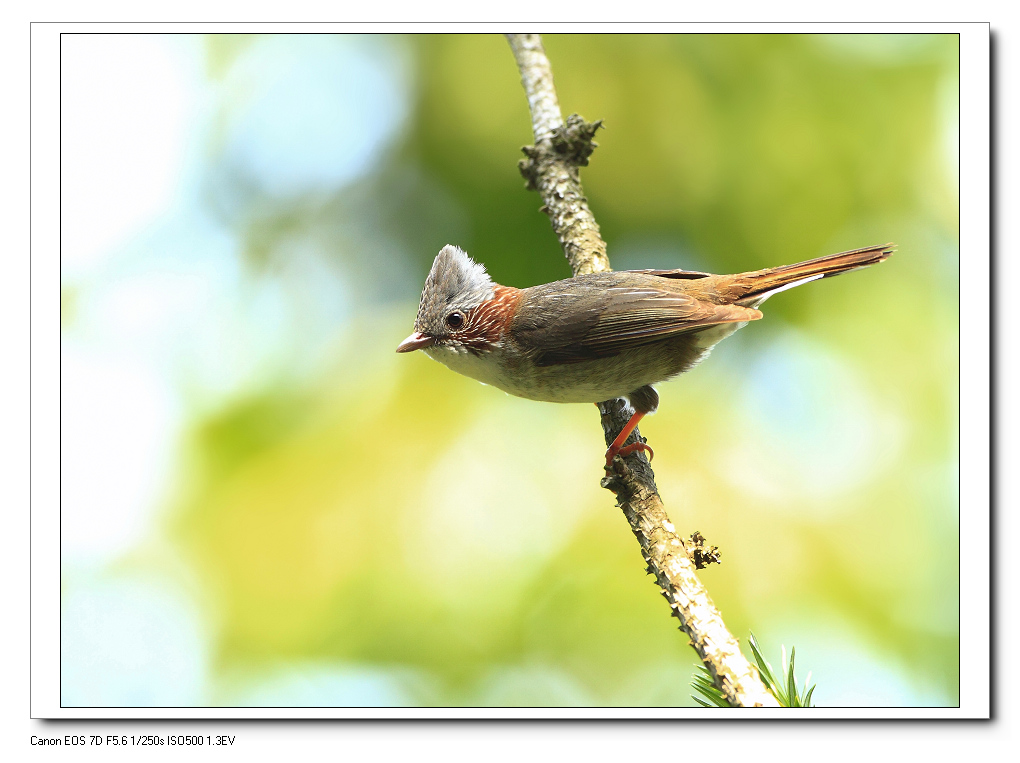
[60,33,959,707]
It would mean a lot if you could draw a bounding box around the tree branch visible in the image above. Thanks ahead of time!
[506,36,609,277]
[505,32,779,708]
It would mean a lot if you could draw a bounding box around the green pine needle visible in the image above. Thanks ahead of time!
[690,632,817,708]
[689,665,731,707]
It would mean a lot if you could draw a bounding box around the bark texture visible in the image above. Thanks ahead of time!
[506,33,778,708]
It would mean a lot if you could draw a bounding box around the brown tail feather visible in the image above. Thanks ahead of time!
[734,243,895,303]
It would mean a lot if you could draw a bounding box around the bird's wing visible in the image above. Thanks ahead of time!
[622,268,712,279]
[510,279,762,367]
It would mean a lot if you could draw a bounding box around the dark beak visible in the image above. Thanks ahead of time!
[396,331,436,353]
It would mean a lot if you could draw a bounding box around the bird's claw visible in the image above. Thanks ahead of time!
[604,441,654,467]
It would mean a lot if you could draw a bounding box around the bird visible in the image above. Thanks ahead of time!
[397,243,894,467]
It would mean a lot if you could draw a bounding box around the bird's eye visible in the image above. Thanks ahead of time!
[445,311,464,330]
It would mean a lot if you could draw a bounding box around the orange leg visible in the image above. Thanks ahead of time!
[604,409,654,466]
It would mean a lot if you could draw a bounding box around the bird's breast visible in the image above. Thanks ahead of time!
[424,343,509,390]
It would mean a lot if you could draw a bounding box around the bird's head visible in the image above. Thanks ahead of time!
[397,245,508,355]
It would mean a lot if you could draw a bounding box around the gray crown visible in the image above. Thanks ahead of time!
[414,245,495,335]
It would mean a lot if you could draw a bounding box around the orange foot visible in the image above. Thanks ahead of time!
[604,409,653,467]
[605,441,654,467]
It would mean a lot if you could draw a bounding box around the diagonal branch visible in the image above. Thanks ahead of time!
[506,32,778,708]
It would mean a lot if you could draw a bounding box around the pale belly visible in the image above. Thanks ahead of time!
[425,321,747,404]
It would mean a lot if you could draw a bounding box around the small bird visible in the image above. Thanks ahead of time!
[398,243,894,466]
